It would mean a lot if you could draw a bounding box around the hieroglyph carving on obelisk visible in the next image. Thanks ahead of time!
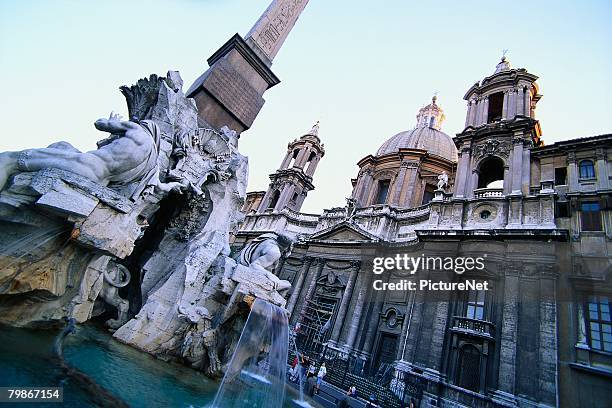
[245,0,309,64]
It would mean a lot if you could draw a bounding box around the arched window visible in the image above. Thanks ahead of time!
[477,157,504,189]
[267,190,280,209]
[579,160,595,179]
[375,179,391,205]
[457,345,481,392]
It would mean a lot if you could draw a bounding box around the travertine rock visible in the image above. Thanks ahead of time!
[0,69,291,379]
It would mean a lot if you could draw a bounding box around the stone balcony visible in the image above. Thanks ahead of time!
[450,316,495,340]
[473,187,504,199]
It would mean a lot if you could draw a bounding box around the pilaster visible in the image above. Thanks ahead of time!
[492,265,520,406]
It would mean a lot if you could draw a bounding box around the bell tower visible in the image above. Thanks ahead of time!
[453,56,543,199]
[258,122,325,212]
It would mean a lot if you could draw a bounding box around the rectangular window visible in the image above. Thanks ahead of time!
[579,160,596,179]
[376,180,390,205]
[581,202,602,231]
[587,296,612,352]
[554,167,567,185]
[487,92,504,123]
[555,201,570,218]
[466,290,485,320]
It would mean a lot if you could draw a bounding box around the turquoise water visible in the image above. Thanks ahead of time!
[0,323,218,407]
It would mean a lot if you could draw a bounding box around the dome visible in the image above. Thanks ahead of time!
[376,126,458,161]
[376,95,458,162]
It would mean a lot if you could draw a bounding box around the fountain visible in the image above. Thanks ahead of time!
[212,298,289,408]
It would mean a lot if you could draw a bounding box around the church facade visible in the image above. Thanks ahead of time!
[234,57,612,407]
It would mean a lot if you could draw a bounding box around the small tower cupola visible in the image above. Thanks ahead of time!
[257,121,325,213]
[463,55,542,129]
[416,95,445,130]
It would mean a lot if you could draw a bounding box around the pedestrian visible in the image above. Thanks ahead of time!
[307,361,316,378]
[347,385,356,397]
[315,362,326,394]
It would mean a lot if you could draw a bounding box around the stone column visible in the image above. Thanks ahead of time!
[468,169,479,198]
[294,145,312,168]
[399,289,426,362]
[503,165,512,195]
[362,269,392,355]
[469,99,477,126]
[511,136,524,195]
[305,154,322,176]
[596,148,609,190]
[494,266,520,403]
[521,146,531,195]
[330,261,360,343]
[453,146,471,198]
[526,89,533,118]
[465,100,473,128]
[344,270,371,350]
[258,182,278,212]
[475,99,483,125]
[274,183,295,211]
[508,89,516,119]
[517,87,525,117]
[280,150,293,169]
[502,90,509,120]
[481,96,489,125]
[567,152,579,193]
[303,258,325,301]
[286,256,313,315]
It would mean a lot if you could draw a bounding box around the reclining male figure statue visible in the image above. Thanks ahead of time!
[0,112,184,194]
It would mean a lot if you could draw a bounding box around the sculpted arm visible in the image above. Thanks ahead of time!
[94,112,140,134]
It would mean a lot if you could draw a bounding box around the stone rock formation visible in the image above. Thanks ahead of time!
[0,70,291,377]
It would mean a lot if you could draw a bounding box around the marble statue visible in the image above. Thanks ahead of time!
[437,171,449,191]
[0,69,291,379]
[0,113,185,196]
[100,261,131,330]
[345,196,358,220]
[238,233,293,293]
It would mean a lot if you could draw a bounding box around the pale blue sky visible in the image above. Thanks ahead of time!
[1,1,610,212]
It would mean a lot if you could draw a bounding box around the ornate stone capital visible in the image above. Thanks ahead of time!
[474,139,510,159]
[512,136,524,146]
[350,260,361,270]
[567,151,577,164]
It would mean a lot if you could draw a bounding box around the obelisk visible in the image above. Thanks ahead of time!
[186,0,310,134]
